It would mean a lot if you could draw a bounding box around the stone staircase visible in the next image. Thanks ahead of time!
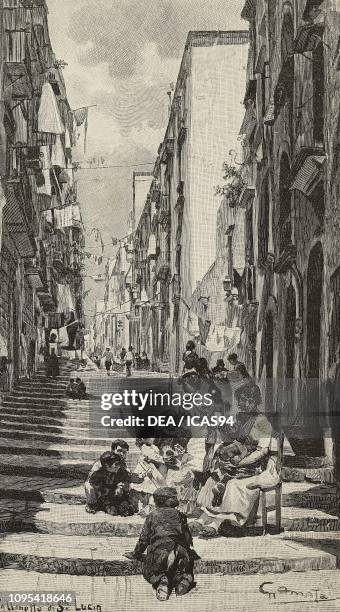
[0,361,339,578]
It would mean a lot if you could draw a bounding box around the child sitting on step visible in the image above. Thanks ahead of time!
[85,451,143,516]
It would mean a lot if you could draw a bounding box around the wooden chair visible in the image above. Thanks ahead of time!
[260,432,284,534]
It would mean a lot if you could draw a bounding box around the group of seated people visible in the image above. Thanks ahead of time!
[134,351,151,370]
[65,377,87,400]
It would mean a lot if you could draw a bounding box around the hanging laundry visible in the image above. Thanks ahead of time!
[51,134,66,167]
[198,317,211,345]
[224,326,242,353]
[187,310,200,338]
[205,324,226,353]
[36,146,52,197]
[73,107,88,155]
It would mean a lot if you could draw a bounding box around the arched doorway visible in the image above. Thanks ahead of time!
[279,153,292,254]
[307,243,323,380]
[264,310,274,412]
[285,284,296,419]
[306,242,324,455]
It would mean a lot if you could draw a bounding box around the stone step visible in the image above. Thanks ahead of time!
[2,400,68,411]
[7,392,65,401]
[0,425,123,446]
[0,498,338,536]
[0,404,92,417]
[18,381,68,391]
[282,482,338,512]
[3,396,70,406]
[2,398,98,408]
[282,465,334,484]
[0,454,93,478]
[0,532,335,577]
[0,410,91,425]
[0,438,113,461]
[284,456,331,469]
[1,476,336,510]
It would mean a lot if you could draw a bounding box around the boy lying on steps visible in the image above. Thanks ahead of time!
[125,486,200,601]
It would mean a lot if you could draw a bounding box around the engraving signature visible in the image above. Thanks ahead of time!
[259,582,331,603]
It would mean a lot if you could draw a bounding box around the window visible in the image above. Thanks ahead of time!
[258,175,270,263]
[330,266,340,366]
[278,153,292,253]
[313,42,324,145]
[281,10,294,65]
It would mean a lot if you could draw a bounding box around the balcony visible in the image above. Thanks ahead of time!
[24,263,44,290]
[4,178,36,258]
[275,217,296,273]
[4,61,33,100]
[159,194,170,224]
[154,255,170,281]
[294,23,324,54]
[171,274,181,305]
[290,146,325,197]
[36,275,58,313]
[160,138,175,164]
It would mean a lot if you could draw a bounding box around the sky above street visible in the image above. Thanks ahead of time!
[47,0,246,316]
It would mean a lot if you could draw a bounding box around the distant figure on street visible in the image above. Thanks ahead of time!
[141,351,150,370]
[75,377,87,399]
[135,353,142,370]
[102,347,114,376]
[227,353,250,379]
[126,346,134,377]
[93,354,101,368]
[120,347,127,362]
[65,313,79,350]
[46,352,59,379]
[212,359,229,376]
[182,341,200,378]
[66,378,78,399]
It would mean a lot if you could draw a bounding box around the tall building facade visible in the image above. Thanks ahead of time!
[0,0,85,389]
[130,31,249,372]
[238,0,340,464]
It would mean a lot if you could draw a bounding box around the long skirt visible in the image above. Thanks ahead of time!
[197,457,279,527]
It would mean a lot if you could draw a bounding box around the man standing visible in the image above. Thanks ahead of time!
[102,347,114,376]
[126,346,134,377]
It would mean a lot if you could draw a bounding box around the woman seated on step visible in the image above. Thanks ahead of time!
[193,380,280,538]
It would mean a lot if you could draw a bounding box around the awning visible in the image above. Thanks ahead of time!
[239,105,257,138]
[294,24,324,53]
[243,79,257,105]
[44,204,81,229]
[255,44,267,75]
[4,62,32,99]
[263,100,275,125]
[290,155,325,195]
[302,0,324,21]
[3,179,36,257]
[241,0,256,21]
[38,82,64,135]
[224,327,242,353]
[12,103,28,147]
